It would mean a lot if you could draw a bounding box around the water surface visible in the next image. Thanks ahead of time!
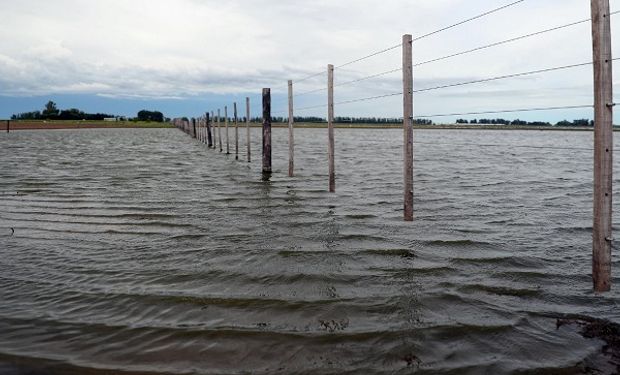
[1,128,619,374]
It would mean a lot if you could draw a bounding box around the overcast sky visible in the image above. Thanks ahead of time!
[0,0,618,122]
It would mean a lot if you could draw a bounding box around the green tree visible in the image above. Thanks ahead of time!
[43,101,59,117]
[137,110,164,122]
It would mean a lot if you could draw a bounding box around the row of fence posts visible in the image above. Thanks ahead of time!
[170,0,612,293]
[171,96,256,165]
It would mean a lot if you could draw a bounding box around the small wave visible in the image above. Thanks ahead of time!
[425,239,493,247]
[451,256,544,269]
[361,249,415,258]
[459,283,542,297]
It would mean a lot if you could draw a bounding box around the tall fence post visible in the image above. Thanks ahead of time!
[225,106,230,154]
[328,64,335,193]
[591,0,614,292]
[206,112,213,148]
[246,97,251,163]
[203,116,206,143]
[403,34,414,222]
[211,111,216,148]
[262,88,272,180]
[288,80,295,177]
[234,102,239,160]
[218,109,223,152]
[192,118,197,138]
[6,120,9,133]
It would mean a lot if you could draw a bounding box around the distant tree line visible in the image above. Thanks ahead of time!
[11,101,166,123]
[12,101,116,121]
[455,118,594,127]
[136,110,164,122]
[243,116,433,125]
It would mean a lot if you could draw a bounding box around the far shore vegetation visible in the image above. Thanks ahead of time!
[6,100,615,131]
[11,101,168,123]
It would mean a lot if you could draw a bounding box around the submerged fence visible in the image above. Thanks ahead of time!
[172,0,615,292]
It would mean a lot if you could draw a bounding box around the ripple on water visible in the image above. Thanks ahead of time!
[0,128,617,374]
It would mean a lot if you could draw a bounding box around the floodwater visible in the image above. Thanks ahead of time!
[1,127,619,374]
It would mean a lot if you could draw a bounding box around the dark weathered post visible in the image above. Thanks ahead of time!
[591,0,614,292]
[202,116,206,143]
[198,117,202,142]
[6,120,9,133]
[288,80,295,177]
[246,97,251,162]
[192,118,197,138]
[234,102,239,160]
[218,109,223,152]
[403,34,414,222]
[328,64,335,193]
[211,111,216,148]
[206,112,213,148]
[225,106,230,154]
[262,88,272,180]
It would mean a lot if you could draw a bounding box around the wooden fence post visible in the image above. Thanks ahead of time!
[225,106,230,154]
[234,102,239,160]
[328,64,335,193]
[198,117,202,142]
[246,97,251,162]
[218,109,223,152]
[288,80,295,177]
[193,118,197,138]
[6,120,9,133]
[206,112,213,148]
[203,116,206,143]
[211,111,216,148]
[262,89,272,180]
[403,34,414,222]
[591,0,614,292]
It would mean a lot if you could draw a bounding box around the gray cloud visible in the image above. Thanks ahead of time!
[0,0,617,120]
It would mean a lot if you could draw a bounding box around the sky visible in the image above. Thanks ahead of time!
[0,0,618,123]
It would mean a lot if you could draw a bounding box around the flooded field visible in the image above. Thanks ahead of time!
[1,127,619,374]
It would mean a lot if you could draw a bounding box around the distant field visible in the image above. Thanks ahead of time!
[3,120,172,130]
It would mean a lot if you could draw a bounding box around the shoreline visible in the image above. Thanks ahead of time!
[2,121,615,132]
[2,121,172,131]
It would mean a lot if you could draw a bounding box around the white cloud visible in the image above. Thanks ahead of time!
[0,0,617,120]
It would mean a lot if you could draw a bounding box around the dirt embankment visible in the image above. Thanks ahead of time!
[3,121,172,130]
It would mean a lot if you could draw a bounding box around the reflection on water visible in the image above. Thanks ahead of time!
[0,128,619,374]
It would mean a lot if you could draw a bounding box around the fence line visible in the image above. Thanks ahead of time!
[170,0,615,291]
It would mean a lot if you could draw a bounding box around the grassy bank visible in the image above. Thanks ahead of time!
[3,120,173,130]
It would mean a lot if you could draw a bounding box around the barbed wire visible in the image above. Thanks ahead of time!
[412,0,526,43]
[414,12,619,68]
[414,61,605,94]
[414,104,593,119]
[287,59,602,109]
[335,68,402,88]
[296,1,528,81]
[291,13,611,95]
[214,7,620,118]
[295,70,327,84]
[336,92,403,106]
[335,44,402,70]
[295,86,328,98]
